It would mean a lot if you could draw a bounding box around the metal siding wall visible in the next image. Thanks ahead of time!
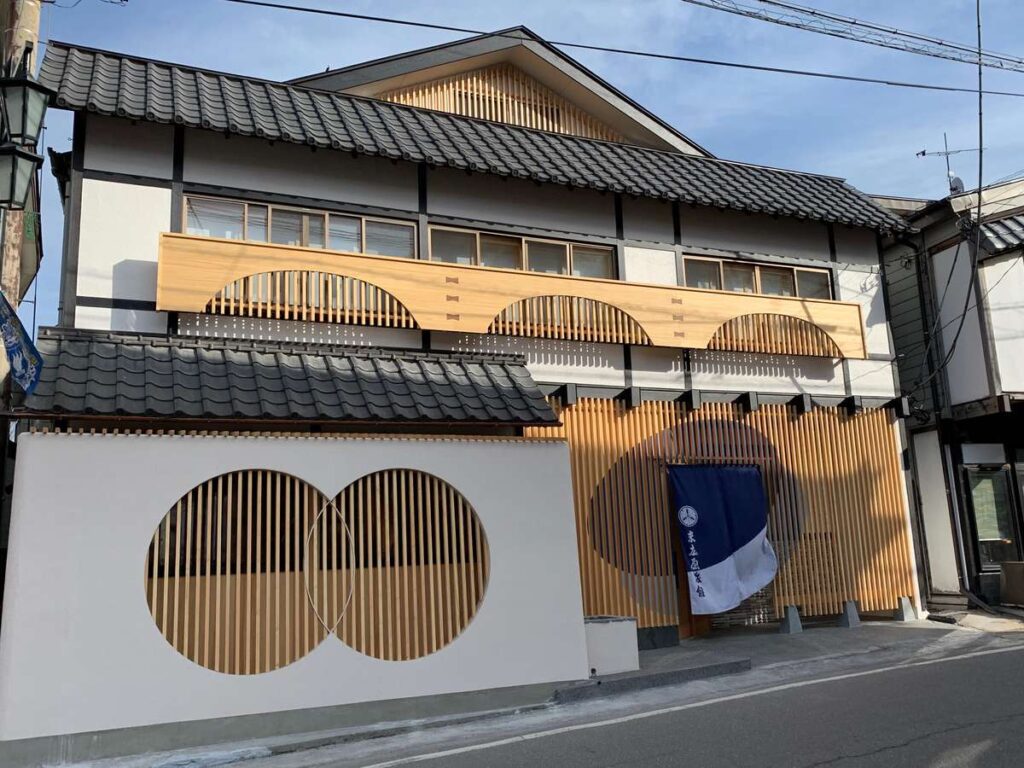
[527,400,916,630]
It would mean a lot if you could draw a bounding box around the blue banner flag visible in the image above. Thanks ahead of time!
[667,464,778,615]
[0,291,41,395]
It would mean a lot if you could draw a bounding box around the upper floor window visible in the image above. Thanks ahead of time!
[429,226,615,279]
[184,195,417,259]
[683,256,831,300]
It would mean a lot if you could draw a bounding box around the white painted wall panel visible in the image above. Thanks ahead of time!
[912,430,960,593]
[74,305,168,334]
[689,350,845,395]
[836,267,892,356]
[844,359,897,398]
[622,247,677,286]
[682,208,829,261]
[622,197,674,243]
[83,116,174,179]
[0,434,588,740]
[932,244,990,405]
[76,179,171,307]
[428,168,615,237]
[432,333,626,388]
[980,255,1024,393]
[183,130,418,212]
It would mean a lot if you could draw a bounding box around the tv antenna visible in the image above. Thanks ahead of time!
[917,133,981,194]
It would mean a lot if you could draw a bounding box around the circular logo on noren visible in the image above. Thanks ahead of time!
[677,505,699,528]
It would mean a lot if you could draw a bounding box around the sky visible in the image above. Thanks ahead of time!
[25,0,1024,332]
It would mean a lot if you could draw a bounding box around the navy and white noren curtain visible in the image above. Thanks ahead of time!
[0,291,40,395]
[667,464,778,615]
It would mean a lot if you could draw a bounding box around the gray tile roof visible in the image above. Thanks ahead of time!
[40,42,907,233]
[981,214,1024,255]
[22,329,558,425]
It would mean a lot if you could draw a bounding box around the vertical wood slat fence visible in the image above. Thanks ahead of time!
[707,314,842,358]
[526,399,915,632]
[379,63,624,142]
[489,296,651,345]
[145,469,488,674]
[205,271,418,328]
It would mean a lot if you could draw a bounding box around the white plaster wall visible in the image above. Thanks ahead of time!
[682,208,829,261]
[979,254,1024,393]
[932,244,990,405]
[622,197,674,243]
[836,266,892,357]
[83,116,174,179]
[77,178,171,301]
[177,314,422,348]
[428,167,615,237]
[74,305,168,334]
[912,430,960,593]
[688,349,846,396]
[432,332,627,388]
[0,434,588,740]
[843,359,897,398]
[622,246,677,286]
[183,130,418,212]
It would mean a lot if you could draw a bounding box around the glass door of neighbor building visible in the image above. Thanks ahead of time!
[964,466,1021,572]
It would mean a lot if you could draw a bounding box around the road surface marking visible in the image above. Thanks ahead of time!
[359,643,1024,767]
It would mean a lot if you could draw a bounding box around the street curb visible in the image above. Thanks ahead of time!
[552,658,753,704]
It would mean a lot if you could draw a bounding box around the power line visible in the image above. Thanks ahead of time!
[218,0,1024,99]
[680,0,1024,73]
[911,0,986,398]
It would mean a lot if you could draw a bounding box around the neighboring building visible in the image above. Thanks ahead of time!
[881,179,1024,608]
[0,28,919,753]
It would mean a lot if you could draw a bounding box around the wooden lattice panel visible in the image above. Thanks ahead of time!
[205,271,418,328]
[708,313,843,358]
[144,469,488,674]
[489,295,651,345]
[526,399,915,632]
[379,63,624,142]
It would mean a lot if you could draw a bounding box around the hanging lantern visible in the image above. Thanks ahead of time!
[0,145,41,210]
[0,76,51,147]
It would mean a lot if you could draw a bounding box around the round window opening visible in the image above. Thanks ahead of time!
[145,469,490,673]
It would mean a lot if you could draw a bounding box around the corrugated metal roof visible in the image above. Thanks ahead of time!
[22,329,557,425]
[981,214,1024,255]
[39,41,908,233]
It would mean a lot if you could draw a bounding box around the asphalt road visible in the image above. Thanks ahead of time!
[340,645,1024,768]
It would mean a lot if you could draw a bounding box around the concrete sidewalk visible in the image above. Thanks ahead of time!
[42,618,1024,768]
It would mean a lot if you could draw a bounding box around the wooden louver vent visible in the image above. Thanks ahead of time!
[205,271,418,329]
[379,63,624,142]
[144,468,489,674]
[707,313,843,358]
[489,295,651,345]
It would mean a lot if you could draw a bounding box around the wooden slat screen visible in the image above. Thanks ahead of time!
[379,63,624,142]
[145,469,488,673]
[489,296,651,345]
[526,399,915,632]
[205,271,418,328]
[708,313,843,358]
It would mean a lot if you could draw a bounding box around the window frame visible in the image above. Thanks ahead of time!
[182,194,418,257]
[426,224,615,278]
[681,253,832,300]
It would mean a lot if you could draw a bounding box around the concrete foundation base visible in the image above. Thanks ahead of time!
[779,605,803,634]
[893,596,917,622]
[838,600,861,628]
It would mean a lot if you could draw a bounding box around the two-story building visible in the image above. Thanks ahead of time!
[0,27,920,758]
[881,179,1024,608]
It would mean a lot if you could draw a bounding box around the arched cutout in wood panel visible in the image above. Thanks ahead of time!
[489,295,651,345]
[708,313,843,358]
[205,270,420,329]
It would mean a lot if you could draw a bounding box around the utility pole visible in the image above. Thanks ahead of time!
[0,0,41,311]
